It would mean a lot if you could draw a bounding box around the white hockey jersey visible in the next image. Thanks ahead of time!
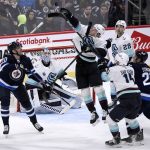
[73,23,107,62]
[109,65,140,98]
[32,56,62,82]
[111,33,134,59]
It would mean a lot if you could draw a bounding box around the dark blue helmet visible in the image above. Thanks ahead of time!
[7,41,22,54]
[135,50,148,62]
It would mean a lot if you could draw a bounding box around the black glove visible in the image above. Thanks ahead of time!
[60,8,79,27]
[98,58,109,70]
[60,8,72,20]
[106,38,112,49]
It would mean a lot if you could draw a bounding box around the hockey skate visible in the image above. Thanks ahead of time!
[90,111,100,126]
[121,129,144,145]
[105,132,121,147]
[33,123,44,132]
[3,125,9,136]
[60,99,76,114]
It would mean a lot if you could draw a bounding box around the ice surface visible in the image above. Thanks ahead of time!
[0,83,150,150]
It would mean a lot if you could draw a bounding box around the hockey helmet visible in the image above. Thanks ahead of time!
[93,24,105,36]
[7,41,22,54]
[135,50,148,62]
[115,52,129,65]
[115,20,127,28]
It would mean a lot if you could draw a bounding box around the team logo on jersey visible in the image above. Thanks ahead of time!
[10,69,23,81]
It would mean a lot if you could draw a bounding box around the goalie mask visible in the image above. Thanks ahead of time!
[41,47,51,67]
[115,52,129,65]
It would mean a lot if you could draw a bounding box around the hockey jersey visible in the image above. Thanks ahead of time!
[32,57,62,84]
[129,62,150,101]
[109,65,140,98]
[0,55,42,90]
[73,23,107,62]
[111,33,134,59]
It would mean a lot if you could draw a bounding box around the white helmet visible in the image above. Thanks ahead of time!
[115,20,127,28]
[94,24,105,35]
[115,52,129,65]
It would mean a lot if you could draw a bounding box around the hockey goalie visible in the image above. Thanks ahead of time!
[24,48,82,114]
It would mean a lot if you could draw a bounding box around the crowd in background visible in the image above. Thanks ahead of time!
[0,0,149,36]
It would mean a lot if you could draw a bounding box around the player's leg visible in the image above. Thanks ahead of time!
[81,87,99,125]
[90,67,108,121]
[123,93,143,143]
[141,100,150,119]
[76,61,99,126]
[12,84,43,132]
[0,86,11,135]
[105,98,132,146]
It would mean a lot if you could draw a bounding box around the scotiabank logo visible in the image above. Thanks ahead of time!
[131,31,150,52]
[16,37,50,45]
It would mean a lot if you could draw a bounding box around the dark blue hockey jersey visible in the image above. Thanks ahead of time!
[0,55,42,90]
[129,62,150,101]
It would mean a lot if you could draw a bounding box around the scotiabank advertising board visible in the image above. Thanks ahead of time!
[0,25,150,72]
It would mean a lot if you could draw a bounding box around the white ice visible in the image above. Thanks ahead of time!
[0,83,150,150]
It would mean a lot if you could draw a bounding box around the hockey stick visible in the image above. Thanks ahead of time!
[48,9,101,58]
[30,22,44,33]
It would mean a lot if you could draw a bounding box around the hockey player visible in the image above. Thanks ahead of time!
[105,53,143,146]
[26,47,82,114]
[111,20,135,60]
[0,41,44,135]
[107,20,135,110]
[129,50,150,119]
[57,8,109,125]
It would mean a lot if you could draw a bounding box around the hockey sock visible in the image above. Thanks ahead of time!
[1,106,9,125]
[26,107,37,124]
[99,100,108,111]
[86,102,96,113]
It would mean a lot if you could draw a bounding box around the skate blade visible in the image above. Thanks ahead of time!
[105,143,122,148]
[121,141,144,146]
[92,119,100,127]
[60,100,76,114]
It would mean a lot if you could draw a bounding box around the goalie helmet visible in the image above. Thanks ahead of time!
[7,41,22,54]
[94,24,105,36]
[115,20,127,28]
[41,47,51,66]
[135,50,148,62]
[115,52,129,65]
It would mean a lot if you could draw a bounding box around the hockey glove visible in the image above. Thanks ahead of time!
[98,58,109,70]
[106,38,112,49]
[60,8,79,27]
